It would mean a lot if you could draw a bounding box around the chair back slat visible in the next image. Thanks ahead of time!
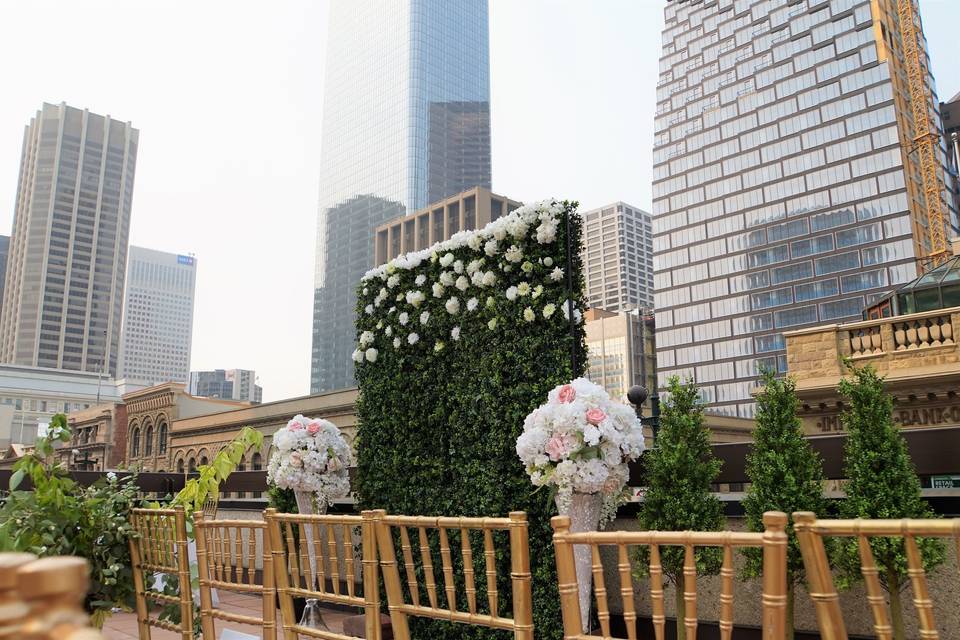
[265,509,379,640]
[794,512,960,640]
[551,511,789,640]
[373,510,533,640]
[128,507,193,640]
[194,513,275,640]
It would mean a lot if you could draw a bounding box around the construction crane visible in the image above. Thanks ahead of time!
[896,0,949,266]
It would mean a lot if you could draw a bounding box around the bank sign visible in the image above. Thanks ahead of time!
[814,405,960,433]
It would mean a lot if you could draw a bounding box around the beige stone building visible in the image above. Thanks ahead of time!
[374,187,521,266]
[122,383,250,471]
[585,308,656,401]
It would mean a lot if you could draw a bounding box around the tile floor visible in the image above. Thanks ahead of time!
[102,590,353,639]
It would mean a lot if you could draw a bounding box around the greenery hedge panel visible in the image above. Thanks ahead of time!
[355,200,586,639]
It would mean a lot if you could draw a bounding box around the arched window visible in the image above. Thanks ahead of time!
[144,425,153,456]
[252,453,263,470]
[158,421,168,455]
[130,427,140,457]
[177,458,185,474]
[200,455,208,466]
[188,458,197,473]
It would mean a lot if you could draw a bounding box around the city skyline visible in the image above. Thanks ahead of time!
[0,1,957,400]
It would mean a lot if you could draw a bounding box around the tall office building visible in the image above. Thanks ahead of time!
[0,236,9,317]
[0,103,138,376]
[189,369,262,404]
[582,202,654,312]
[653,0,957,417]
[311,0,491,393]
[118,247,197,385]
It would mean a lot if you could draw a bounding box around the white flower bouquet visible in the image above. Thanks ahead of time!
[267,414,353,506]
[516,378,645,521]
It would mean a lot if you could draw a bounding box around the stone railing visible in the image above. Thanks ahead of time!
[785,307,960,382]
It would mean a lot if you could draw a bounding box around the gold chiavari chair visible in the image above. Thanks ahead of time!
[16,556,106,640]
[264,508,381,640]
[0,552,37,639]
[128,506,194,640]
[194,512,276,639]
[551,511,789,640]
[794,511,960,640]
[372,510,534,640]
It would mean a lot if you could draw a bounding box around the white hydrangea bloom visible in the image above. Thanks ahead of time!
[484,239,499,257]
[393,337,401,348]
[408,333,420,345]
[364,304,374,315]
[467,259,483,275]
[504,245,523,263]
[387,274,400,288]
[455,275,469,291]
[365,348,378,363]
[439,271,455,287]
[351,349,363,363]
[445,297,460,315]
[385,326,393,337]
[432,282,445,298]
[399,312,410,326]
[451,326,461,341]
[453,260,464,274]
[359,330,375,346]
[415,274,427,286]
[481,271,497,287]
[467,297,479,312]
[405,291,425,307]
[440,253,455,267]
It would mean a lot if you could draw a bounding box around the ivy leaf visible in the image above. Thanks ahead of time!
[9,469,24,491]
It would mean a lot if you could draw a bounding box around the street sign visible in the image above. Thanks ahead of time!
[931,475,960,489]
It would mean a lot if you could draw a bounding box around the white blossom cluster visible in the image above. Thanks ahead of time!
[266,415,353,505]
[354,199,584,360]
[515,378,645,522]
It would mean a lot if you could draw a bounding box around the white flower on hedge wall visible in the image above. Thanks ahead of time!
[532,285,544,299]
[506,286,518,301]
[488,318,498,330]
[440,253,455,267]
[453,260,464,274]
[451,326,461,341]
[420,311,430,325]
[408,332,420,345]
[521,261,534,273]
[432,283,445,298]
[439,271,454,287]
[484,239,498,257]
[482,271,497,287]
[524,307,535,322]
[445,297,460,315]
[517,282,531,296]
[387,274,400,288]
[503,264,512,273]
[467,259,483,275]
[467,235,483,251]
[467,297,479,312]
[351,349,363,363]
[493,227,506,242]
[365,304,374,315]
[470,271,485,287]
[359,331,375,346]
[385,326,393,337]
[505,245,523,263]
[393,337,401,348]
[362,287,369,296]
[561,301,583,324]
[365,348,378,363]
[543,303,557,318]
[406,291,425,307]
[507,219,529,240]
[536,220,558,244]
[399,312,409,326]
[455,275,469,291]
[544,257,554,267]
[415,274,427,286]
[389,306,396,314]
[434,341,445,352]
[550,267,564,281]
[486,296,495,308]
[375,320,383,329]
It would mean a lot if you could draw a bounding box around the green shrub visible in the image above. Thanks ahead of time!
[354,200,586,639]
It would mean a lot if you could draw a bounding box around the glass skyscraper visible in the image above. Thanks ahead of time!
[0,102,138,377]
[652,0,957,417]
[311,0,491,393]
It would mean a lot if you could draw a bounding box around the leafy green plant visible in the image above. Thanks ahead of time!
[836,363,944,640]
[741,370,827,640]
[636,377,724,640]
[354,203,586,640]
[0,414,141,627]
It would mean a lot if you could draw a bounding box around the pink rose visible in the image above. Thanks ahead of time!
[545,434,575,462]
[289,452,303,468]
[557,384,576,404]
[289,420,304,431]
[585,408,606,425]
[307,421,322,435]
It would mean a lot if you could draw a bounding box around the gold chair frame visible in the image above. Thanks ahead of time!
[194,511,276,639]
[551,511,788,640]
[264,508,381,640]
[128,506,194,640]
[372,510,534,640]
[794,511,960,640]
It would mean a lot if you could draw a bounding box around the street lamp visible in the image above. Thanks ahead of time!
[627,385,661,446]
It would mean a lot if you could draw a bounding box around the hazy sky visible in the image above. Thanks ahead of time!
[0,1,957,401]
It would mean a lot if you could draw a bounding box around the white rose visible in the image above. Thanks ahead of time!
[440,253,455,267]
[439,271,455,287]
[453,260,464,274]
[521,261,534,273]
[351,349,364,363]
[481,271,497,287]
[408,333,420,345]
[505,286,518,301]
[484,239,499,256]
[399,312,410,325]
[433,282,445,298]
[445,297,460,315]
[455,275,469,291]
[365,348,378,363]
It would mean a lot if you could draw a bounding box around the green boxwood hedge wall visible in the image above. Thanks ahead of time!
[354,200,586,639]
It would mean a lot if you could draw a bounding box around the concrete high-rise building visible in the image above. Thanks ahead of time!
[582,202,654,312]
[0,103,138,376]
[189,369,262,404]
[0,236,9,316]
[652,0,957,417]
[585,308,656,402]
[311,0,491,393]
[118,247,197,385]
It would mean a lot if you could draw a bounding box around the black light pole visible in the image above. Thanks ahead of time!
[628,385,661,446]
[563,209,579,375]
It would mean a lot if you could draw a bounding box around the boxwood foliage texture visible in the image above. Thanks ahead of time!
[354,200,586,639]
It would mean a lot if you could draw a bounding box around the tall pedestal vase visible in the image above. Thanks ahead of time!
[556,491,603,633]
[294,490,330,631]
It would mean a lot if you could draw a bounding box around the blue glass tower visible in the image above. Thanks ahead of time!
[311,0,491,393]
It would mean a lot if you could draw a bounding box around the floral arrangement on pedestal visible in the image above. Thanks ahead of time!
[516,377,645,523]
[267,415,353,510]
